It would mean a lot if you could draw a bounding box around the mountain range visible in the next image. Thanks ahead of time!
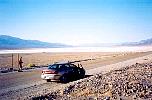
[0,35,69,49]
[121,38,152,46]
[78,38,152,47]
[0,35,152,49]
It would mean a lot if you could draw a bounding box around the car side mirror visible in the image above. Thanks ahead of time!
[78,64,82,68]
[80,64,82,67]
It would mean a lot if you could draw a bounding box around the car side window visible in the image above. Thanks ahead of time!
[58,64,68,70]
[70,64,75,67]
[69,64,75,71]
[58,64,63,69]
[65,64,70,70]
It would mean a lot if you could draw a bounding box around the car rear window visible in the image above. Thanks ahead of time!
[48,64,69,70]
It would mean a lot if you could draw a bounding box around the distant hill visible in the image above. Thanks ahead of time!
[121,38,152,46]
[78,38,152,47]
[0,35,69,49]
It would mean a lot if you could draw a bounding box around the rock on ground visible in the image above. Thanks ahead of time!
[32,62,152,100]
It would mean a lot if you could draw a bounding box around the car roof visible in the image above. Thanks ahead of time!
[50,61,81,66]
[54,61,71,65]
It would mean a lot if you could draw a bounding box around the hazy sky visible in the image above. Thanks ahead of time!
[0,0,152,45]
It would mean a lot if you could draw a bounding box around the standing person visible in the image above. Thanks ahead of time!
[19,57,23,71]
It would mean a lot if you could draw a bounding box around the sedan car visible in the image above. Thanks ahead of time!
[41,62,85,83]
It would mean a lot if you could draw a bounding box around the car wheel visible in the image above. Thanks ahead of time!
[46,79,51,82]
[60,74,68,83]
[79,69,85,78]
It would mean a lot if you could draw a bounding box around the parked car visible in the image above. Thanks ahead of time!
[41,62,85,83]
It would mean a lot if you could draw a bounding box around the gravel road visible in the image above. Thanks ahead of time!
[0,53,152,100]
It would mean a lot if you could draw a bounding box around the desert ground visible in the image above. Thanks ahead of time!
[0,51,152,69]
[0,50,152,99]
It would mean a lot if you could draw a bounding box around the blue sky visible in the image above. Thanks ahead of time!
[0,0,152,45]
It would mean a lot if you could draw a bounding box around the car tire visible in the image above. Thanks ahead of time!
[79,69,85,78]
[60,74,68,83]
[46,79,51,82]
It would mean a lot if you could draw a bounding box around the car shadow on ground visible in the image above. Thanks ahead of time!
[57,74,93,83]
[70,74,93,83]
[84,74,93,78]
